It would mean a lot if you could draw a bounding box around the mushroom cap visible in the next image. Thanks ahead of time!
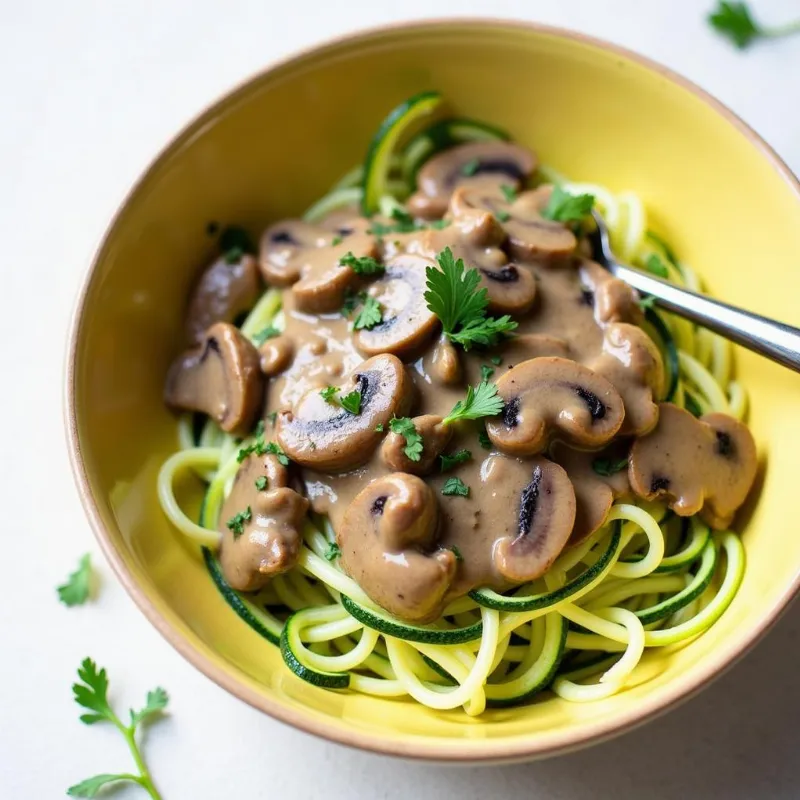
[164,322,264,436]
[492,457,576,583]
[338,472,456,623]
[354,254,440,358]
[258,334,294,376]
[381,414,453,475]
[628,403,758,529]
[185,254,262,345]
[259,220,330,285]
[551,442,631,546]
[427,334,463,386]
[408,141,537,220]
[277,353,414,472]
[218,486,310,592]
[487,356,626,455]
[505,186,578,262]
[578,259,643,326]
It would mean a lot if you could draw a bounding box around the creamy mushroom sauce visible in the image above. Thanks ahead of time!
[165,141,758,625]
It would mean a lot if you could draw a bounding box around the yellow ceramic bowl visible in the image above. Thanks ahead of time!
[66,20,800,761]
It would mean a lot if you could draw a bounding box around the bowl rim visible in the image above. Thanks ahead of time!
[65,16,800,763]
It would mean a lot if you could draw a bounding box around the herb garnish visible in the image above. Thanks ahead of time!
[442,477,470,497]
[266,411,278,427]
[324,541,342,561]
[353,295,383,330]
[638,295,657,311]
[223,246,244,264]
[645,254,669,279]
[57,554,93,607]
[227,506,252,539]
[320,386,339,403]
[480,364,495,381]
[424,247,517,351]
[450,544,464,562]
[440,449,472,472]
[478,428,493,450]
[339,390,362,415]
[443,382,504,426]
[255,476,268,491]
[237,436,288,465]
[461,158,480,177]
[389,417,423,461]
[541,186,595,223]
[495,210,511,223]
[341,290,364,317]
[67,658,167,799]
[265,441,289,465]
[339,251,385,275]
[252,325,281,346]
[708,1,800,49]
[331,235,343,246]
[500,184,517,202]
[592,457,629,477]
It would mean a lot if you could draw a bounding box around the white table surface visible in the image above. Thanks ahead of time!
[3,1,799,797]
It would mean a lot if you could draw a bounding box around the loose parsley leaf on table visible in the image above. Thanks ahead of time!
[541,186,595,223]
[67,658,167,799]
[707,1,800,49]
[424,247,517,351]
[443,382,504,426]
[57,554,93,607]
[389,417,424,462]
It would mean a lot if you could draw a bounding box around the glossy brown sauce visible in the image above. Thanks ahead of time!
[166,141,758,623]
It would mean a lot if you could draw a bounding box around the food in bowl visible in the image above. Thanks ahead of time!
[157,91,757,715]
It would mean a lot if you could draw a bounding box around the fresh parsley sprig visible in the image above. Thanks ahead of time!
[541,186,595,223]
[424,248,517,351]
[353,295,383,330]
[67,659,167,799]
[319,386,362,415]
[339,251,385,275]
[442,382,505,426]
[708,1,800,49]
[442,477,470,497]
[58,554,93,607]
[389,417,424,461]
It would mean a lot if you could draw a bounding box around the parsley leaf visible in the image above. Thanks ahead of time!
[645,254,669,279]
[707,1,800,48]
[389,417,424,461]
[68,659,168,799]
[252,325,281,346]
[255,476,268,491]
[442,477,470,497]
[265,441,289,466]
[341,289,364,317]
[339,390,362,415]
[480,364,495,381]
[227,506,252,538]
[638,295,657,311]
[266,410,278,427]
[429,219,450,230]
[500,183,517,202]
[339,251,385,275]
[443,382,504,426]
[375,423,384,432]
[450,544,464,562]
[440,449,472,472]
[592,457,629,477]
[490,355,502,365]
[57,554,93,607]
[424,247,518,351]
[331,235,343,246]
[223,245,244,264]
[320,386,339,402]
[541,186,595,223]
[478,428,493,450]
[324,541,342,561]
[461,158,480,177]
[495,210,511,222]
[353,295,383,330]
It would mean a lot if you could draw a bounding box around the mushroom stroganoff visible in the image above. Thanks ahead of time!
[158,93,757,714]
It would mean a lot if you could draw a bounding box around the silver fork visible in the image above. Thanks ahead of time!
[590,210,800,374]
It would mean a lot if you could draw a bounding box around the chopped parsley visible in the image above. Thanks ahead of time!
[389,417,423,462]
[227,506,252,539]
[461,158,481,177]
[443,382,504,426]
[331,235,343,246]
[592,457,629,477]
[480,364,495,381]
[341,290,364,317]
[339,390,362,415]
[638,295,657,311]
[707,1,800,49]
[440,449,472,472]
[339,251,385,275]
[429,219,450,230]
[478,428,493,450]
[320,386,339,403]
[424,247,517,351]
[500,184,517,202]
[375,423,384,432]
[495,210,511,223]
[490,355,502,366]
[266,411,278,427]
[450,544,464,562]
[265,441,289,466]
[645,254,669,279]
[442,477,470,497]
[541,186,595,223]
[255,476,268,491]
[324,541,342,561]
[252,325,281,346]
[353,295,383,330]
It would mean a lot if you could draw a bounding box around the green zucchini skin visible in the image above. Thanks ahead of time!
[280,613,350,689]
[341,594,483,645]
[470,524,622,612]
[645,307,679,402]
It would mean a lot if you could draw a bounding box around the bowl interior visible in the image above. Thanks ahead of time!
[69,20,800,760]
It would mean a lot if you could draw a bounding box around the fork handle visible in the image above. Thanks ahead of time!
[609,262,800,374]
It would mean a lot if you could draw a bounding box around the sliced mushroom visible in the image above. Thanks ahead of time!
[504,186,578,262]
[185,254,262,345]
[338,473,456,622]
[579,259,643,326]
[551,442,630,545]
[465,334,570,385]
[427,334,463,385]
[408,141,537,220]
[487,357,625,455]
[258,334,294,376]
[629,403,757,529]
[165,322,264,435]
[259,220,330,285]
[492,457,576,583]
[277,354,414,472]
[381,414,452,475]
[354,254,440,358]
[590,323,664,437]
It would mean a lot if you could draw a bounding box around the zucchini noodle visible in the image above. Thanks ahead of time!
[156,153,749,714]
